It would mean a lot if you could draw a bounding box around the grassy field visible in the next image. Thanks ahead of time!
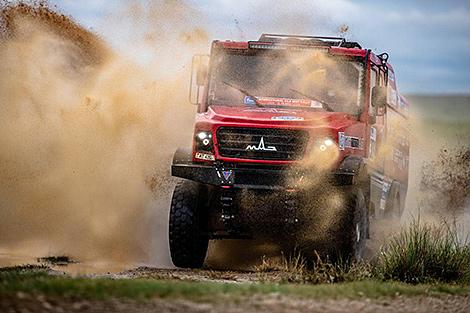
[1,266,469,301]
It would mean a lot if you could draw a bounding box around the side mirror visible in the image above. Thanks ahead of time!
[189,54,209,105]
[371,86,387,116]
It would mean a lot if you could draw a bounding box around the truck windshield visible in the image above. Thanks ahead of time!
[208,49,364,115]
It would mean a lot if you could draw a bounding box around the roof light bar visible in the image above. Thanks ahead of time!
[248,42,329,51]
[257,34,362,49]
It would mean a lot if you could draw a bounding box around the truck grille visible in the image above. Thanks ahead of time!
[216,127,309,161]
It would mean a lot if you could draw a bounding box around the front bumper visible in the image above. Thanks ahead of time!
[172,149,354,189]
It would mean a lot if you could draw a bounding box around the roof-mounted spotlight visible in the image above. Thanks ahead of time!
[378,53,389,64]
[378,53,389,74]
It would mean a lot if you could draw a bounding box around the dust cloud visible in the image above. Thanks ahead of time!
[371,101,470,248]
[404,107,470,236]
[0,1,207,268]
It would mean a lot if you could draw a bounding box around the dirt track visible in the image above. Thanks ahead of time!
[2,293,469,313]
[2,265,469,313]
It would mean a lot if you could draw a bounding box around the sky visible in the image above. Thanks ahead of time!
[48,0,470,95]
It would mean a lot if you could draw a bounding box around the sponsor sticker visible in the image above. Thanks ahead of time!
[244,96,257,106]
[388,86,398,107]
[309,101,323,108]
[370,127,377,141]
[243,108,296,114]
[338,132,346,150]
[369,127,377,158]
[271,116,304,121]
[222,170,233,180]
[244,96,322,108]
[217,168,235,184]
[338,132,363,150]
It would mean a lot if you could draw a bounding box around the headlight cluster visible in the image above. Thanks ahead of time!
[318,138,335,151]
[195,131,214,153]
[316,138,335,152]
[301,137,339,171]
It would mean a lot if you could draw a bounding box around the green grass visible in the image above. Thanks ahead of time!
[375,220,470,284]
[0,268,469,301]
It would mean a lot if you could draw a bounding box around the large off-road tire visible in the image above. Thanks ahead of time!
[169,180,208,268]
[334,188,369,263]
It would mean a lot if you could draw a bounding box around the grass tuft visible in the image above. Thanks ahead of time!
[255,251,372,284]
[255,251,308,283]
[375,220,470,284]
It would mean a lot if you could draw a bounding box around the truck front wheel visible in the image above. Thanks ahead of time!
[169,180,208,268]
[335,188,368,262]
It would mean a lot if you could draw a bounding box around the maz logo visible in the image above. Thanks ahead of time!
[246,137,277,152]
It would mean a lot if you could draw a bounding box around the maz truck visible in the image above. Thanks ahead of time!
[169,34,410,268]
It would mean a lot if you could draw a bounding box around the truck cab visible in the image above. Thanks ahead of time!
[169,34,410,268]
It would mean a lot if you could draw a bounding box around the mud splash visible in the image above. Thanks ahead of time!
[0,1,205,267]
[420,146,470,216]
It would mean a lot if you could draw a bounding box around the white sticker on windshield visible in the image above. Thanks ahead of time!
[271,116,304,121]
[310,100,323,108]
[244,96,257,106]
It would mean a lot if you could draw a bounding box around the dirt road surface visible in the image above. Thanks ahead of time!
[1,265,469,313]
[2,293,469,313]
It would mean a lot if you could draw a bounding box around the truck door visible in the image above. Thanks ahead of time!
[368,66,389,218]
[368,66,386,173]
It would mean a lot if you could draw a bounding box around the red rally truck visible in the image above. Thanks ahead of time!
[169,34,410,268]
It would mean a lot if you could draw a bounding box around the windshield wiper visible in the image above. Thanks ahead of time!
[289,88,335,112]
[222,81,263,107]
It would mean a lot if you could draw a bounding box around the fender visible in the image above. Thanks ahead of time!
[334,156,366,186]
[172,148,193,165]
[337,155,364,175]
